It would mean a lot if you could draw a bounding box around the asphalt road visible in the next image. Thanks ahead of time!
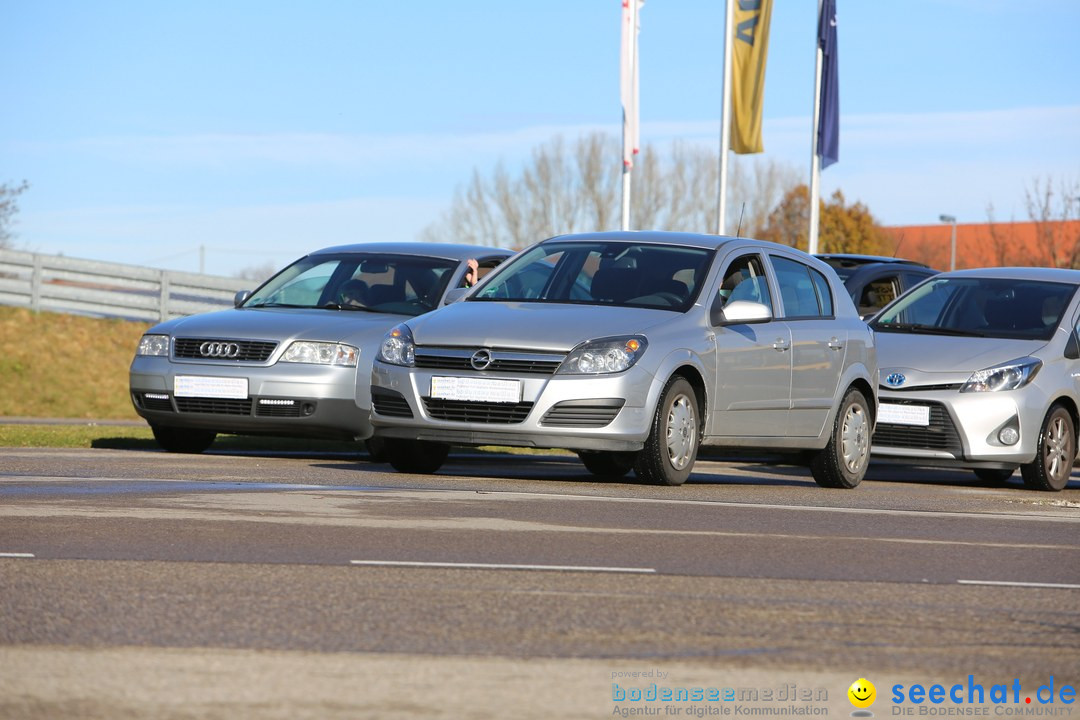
[1,446,1078,719]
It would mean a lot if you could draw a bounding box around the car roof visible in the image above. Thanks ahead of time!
[544,230,761,251]
[939,266,1080,284]
[816,253,931,269]
[309,241,513,261]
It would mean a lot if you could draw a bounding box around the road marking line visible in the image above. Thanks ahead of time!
[350,560,656,574]
[958,579,1080,590]
[0,552,35,558]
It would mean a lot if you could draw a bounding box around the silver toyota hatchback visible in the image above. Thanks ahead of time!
[129,242,511,453]
[370,231,878,487]
[870,267,1080,491]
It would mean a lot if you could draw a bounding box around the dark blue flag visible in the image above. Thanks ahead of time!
[817,0,839,168]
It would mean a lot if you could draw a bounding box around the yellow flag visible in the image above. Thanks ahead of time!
[730,0,773,154]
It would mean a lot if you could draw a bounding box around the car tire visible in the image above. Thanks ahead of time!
[1020,404,1075,492]
[365,436,388,463]
[384,439,449,474]
[634,376,699,486]
[810,388,870,489]
[578,451,637,478]
[973,468,1014,484]
[150,425,216,454]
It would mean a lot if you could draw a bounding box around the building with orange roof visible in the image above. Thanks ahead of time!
[882,220,1080,272]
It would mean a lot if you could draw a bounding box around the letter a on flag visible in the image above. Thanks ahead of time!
[620,0,643,169]
[817,0,839,168]
[730,0,773,154]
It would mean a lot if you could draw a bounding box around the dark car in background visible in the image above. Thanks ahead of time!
[129,242,512,453]
[817,254,939,318]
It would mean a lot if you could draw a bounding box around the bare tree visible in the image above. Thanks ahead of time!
[983,203,1015,267]
[420,133,800,250]
[1024,175,1080,268]
[0,180,30,249]
[234,261,280,283]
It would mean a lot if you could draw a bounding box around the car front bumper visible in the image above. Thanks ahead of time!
[871,387,1046,468]
[129,356,371,440]
[369,360,660,452]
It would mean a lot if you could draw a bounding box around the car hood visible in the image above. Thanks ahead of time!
[407,301,676,352]
[147,307,410,345]
[876,332,1049,383]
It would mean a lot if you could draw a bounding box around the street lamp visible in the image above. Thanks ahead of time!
[939,214,957,271]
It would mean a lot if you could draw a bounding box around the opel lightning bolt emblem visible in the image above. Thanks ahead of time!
[470,349,493,371]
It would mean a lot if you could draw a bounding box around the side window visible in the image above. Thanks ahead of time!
[857,276,900,317]
[810,267,834,317]
[457,256,506,288]
[772,256,824,318]
[718,254,772,310]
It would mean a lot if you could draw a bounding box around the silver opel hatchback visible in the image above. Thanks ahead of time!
[870,267,1080,491]
[370,231,878,487]
[130,242,511,453]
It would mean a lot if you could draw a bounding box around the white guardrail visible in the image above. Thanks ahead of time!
[0,249,249,323]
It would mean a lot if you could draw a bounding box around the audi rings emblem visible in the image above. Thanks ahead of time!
[200,341,241,358]
[470,349,493,371]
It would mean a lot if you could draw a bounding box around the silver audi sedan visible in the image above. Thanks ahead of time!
[129,242,512,453]
[870,267,1080,491]
[370,231,878,487]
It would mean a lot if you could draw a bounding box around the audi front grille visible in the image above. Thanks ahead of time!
[173,338,278,362]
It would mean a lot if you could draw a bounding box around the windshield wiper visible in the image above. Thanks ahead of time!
[875,322,987,337]
[321,302,389,313]
[246,302,308,309]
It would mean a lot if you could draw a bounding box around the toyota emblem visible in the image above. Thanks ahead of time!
[885,372,906,387]
[200,341,241,358]
[470,349,493,371]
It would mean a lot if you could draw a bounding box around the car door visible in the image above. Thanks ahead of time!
[770,254,846,438]
[707,251,793,438]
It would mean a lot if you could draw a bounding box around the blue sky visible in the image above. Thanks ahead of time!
[3,1,1078,276]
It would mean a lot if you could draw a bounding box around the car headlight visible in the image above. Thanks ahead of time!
[136,334,170,357]
[558,336,648,375]
[377,324,415,367]
[960,357,1042,393]
[280,341,358,367]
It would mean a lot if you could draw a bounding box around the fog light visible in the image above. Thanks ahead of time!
[998,427,1020,446]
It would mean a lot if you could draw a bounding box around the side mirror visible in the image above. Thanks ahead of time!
[234,290,251,307]
[714,300,773,326]
[442,287,469,305]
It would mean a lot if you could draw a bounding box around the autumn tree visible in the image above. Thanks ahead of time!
[758,185,890,256]
[0,180,30,249]
[419,133,799,250]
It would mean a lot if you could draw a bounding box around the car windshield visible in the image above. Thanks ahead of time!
[242,253,458,316]
[871,277,1076,341]
[469,241,713,311]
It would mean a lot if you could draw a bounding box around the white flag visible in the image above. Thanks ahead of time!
[620,0,643,169]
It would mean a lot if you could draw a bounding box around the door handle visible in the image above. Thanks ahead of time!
[773,338,790,352]
[827,337,844,351]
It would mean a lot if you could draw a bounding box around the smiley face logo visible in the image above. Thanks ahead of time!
[848,678,876,709]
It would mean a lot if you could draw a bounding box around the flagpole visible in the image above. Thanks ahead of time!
[717,0,734,236]
[807,0,824,255]
[620,0,640,232]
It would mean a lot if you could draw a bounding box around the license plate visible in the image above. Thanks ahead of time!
[174,375,249,399]
[878,403,930,426]
[430,376,521,403]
